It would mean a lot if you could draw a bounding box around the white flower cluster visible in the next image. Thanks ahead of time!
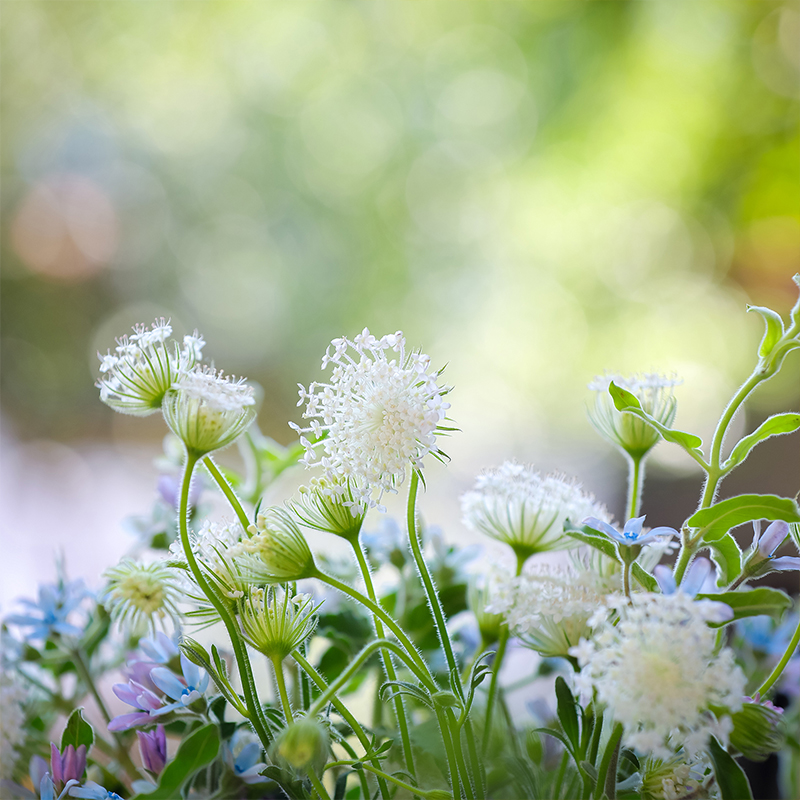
[97,319,205,416]
[292,329,450,513]
[0,670,26,779]
[174,366,255,412]
[488,562,616,658]
[461,462,611,555]
[169,519,246,599]
[571,592,746,759]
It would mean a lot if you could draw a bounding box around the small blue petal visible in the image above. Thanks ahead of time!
[150,668,186,702]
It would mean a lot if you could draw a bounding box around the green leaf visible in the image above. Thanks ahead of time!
[725,413,800,470]
[747,304,784,359]
[631,563,658,592]
[688,494,800,544]
[707,736,753,800]
[697,587,792,626]
[563,526,619,563]
[132,724,220,800]
[61,708,94,751]
[704,534,742,586]
[608,383,704,452]
[555,677,580,753]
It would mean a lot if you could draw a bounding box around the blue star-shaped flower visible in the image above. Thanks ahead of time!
[583,515,677,546]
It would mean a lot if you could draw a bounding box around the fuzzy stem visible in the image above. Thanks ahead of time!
[178,452,273,751]
[446,708,475,800]
[351,539,417,783]
[203,456,251,529]
[626,454,644,520]
[293,650,390,800]
[325,760,449,800]
[406,470,460,676]
[757,612,800,697]
[307,770,332,800]
[271,655,293,723]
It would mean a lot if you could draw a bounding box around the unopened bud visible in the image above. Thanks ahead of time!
[271,718,329,774]
[729,699,785,762]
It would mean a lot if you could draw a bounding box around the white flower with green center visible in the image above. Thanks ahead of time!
[96,319,205,416]
[239,587,320,660]
[488,562,617,658]
[570,592,746,760]
[461,461,611,561]
[588,372,681,458]
[291,328,451,513]
[101,558,182,633]
[163,366,256,456]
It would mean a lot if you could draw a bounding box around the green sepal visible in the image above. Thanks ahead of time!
[697,587,792,627]
[747,304,784,358]
[555,677,580,753]
[131,723,220,800]
[707,736,753,800]
[724,413,800,470]
[703,533,742,586]
[608,382,704,454]
[688,494,800,544]
[61,707,94,751]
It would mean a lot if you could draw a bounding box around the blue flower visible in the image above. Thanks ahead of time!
[138,632,180,664]
[149,654,209,715]
[67,781,122,799]
[655,557,712,597]
[583,515,678,547]
[224,730,268,784]
[6,580,90,642]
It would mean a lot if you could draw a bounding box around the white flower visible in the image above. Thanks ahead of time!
[588,372,681,458]
[96,319,204,416]
[488,562,616,658]
[101,558,183,633]
[570,592,746,760]
[0,670,26,779]
[291,328,451,513]
[461,461,611,559]
[163,366,256,456]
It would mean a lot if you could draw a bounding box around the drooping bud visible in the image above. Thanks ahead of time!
[728,698,785,762]
[270,718,329,774]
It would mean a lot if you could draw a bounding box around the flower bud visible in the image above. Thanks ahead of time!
[270,718,329,774]
[467,580,504,645]
[588,373,680,459]
[729,698,785,762]
[239,588,319,660]
[291,478,366,542]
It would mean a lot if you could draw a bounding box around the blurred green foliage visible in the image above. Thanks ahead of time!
[1,0,798,442]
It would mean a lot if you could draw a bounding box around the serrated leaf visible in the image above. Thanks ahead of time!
[707,736,753,800]
[688,494,800,543]
[697,587,792,626]
[555,677,580,752]
[725,413,800,470]
[704,533,742,586]
[132,724,220,800]
[61,708,94,751]
[631,564,658,592]
[747,304,784,358]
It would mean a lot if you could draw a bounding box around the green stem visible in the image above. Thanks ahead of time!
[293,650,390,800]
[446,709,475,800]
[757,612,800,697]
[351,539,417,783]
[464,719,485,800]
[315,571,436,688]
[325,760,446,800]
[307,769,332,800]
[203,455,251,530]
[406,471,460,677]
[271,655,293,723]
[306,639,432,717]
[622,561,632,599]
[436,707,464,799]
[626,455,644,519]
[178,452,273,751]
[594,722,623,800]
[482,553,525,753]
[71,648,139,782]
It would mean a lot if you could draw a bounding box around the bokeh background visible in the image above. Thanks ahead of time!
[2,0,799,607]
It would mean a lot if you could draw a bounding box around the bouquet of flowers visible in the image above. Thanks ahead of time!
[2,276,799,800]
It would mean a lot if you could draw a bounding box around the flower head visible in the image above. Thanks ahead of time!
[239,587,320,660]
[137,725,167,774]
[584,515,678,549]
[96,319,204,416]
[291,478,366,541]
[163,366,256,457]
[67,781,123,799]
[108,676,166,731]
[224,729,267,785]
[570,592,746,759]
[231,509,317,583]
[271,718,330,774]
[461,461,611,561]
[489,563,616,658]
[101,559,182,634]
[467,579,504,646]
[149,654,210,716]
[50,743,87,792]
[588,372,680,458]
[291,329,451,513]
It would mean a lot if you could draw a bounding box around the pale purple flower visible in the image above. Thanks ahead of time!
[108,679,165,731]
[50,744,86,792]
[655,557,712,597]
[137,725,167,774]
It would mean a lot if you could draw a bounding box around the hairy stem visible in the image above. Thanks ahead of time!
[626,454,644,520]
[757,612,800,697]
[203,456,251,529]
